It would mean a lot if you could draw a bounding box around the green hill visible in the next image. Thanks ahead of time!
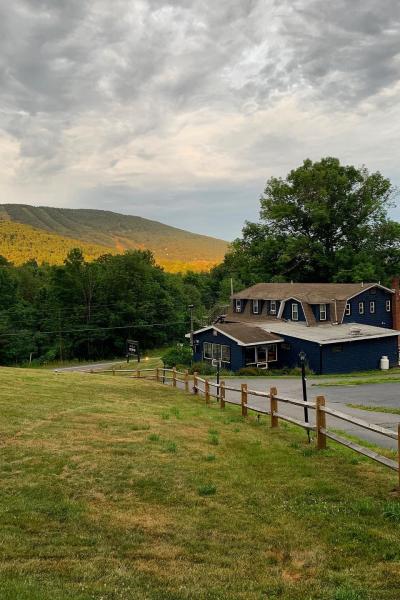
[0,220,115,265]
[0,204,228,271]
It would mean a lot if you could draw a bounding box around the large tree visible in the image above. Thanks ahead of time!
[223,157,400,284]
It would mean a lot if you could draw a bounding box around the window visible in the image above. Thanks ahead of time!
[203,342,212,359]
[267,344,277,362]
[386,299,391,312]
[281,342,291,351]
[358,301,364,315]
[235,299,242,313]
[212,344,221,360]
[345,303,351,316]
[204,342,230,364]
[369,301,375,314]
[292,303,299,321]
[221,345,230,363]
[319,303,327,321]
[332,345,343,353]
[252,299,259,314]
[270,300,277,314]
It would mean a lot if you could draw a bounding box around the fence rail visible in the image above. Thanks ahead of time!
[88,365,400,486]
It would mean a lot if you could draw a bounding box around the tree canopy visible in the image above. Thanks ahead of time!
[219,157,400,285]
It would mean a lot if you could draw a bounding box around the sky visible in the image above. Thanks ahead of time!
[0,0,399,241]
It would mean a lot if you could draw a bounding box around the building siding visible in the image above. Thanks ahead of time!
[310,303,331,323]
[281,299,306,322]
[193,329,245,371]
[342,287,393,328]
[321,335,398,374]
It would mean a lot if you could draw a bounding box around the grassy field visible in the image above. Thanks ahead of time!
[0,368,400,599]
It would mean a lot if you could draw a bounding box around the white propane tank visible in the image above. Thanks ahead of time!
[380,355,389,370]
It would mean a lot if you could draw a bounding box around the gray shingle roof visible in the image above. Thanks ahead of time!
[232,282,391,303]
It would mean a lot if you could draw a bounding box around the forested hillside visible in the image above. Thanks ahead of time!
[0,204,227,271]
[0,221,115,265]
[0,248,218,365]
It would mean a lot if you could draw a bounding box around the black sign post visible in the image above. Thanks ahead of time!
[126,339,140,364]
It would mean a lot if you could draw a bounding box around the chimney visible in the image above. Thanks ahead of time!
[392,278,400,331]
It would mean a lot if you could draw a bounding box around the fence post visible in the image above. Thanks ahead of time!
[241,383,248,417]
[136,369,140,379]
[184,370,189,393]
[398,423,400,489]
[156,368,160,382]
[172,367,177,388]
[270,386,278,428]
[316,395,327,450]
[162,368,166,384]
[112,367,115,376]
[205,379,210,404]
[193,372,198,394]
[220,381,225,409]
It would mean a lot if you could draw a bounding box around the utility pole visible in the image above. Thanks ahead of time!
[188,304,194,356]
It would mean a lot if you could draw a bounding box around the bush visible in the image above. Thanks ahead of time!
[189,361,215,375]
[162,345,192,368]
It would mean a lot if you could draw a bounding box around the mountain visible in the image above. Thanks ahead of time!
[0,221,115,266]
[0,204,228,271]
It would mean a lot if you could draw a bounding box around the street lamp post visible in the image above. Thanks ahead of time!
[299,351,311,443]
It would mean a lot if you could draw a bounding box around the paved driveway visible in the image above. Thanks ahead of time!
[220,377,400,450]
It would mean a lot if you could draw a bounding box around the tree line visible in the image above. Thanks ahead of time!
[0,249,220,365]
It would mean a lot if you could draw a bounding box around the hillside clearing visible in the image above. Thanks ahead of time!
[0,369,399,599]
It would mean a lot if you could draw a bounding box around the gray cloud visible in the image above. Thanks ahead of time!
[0,0,399,238]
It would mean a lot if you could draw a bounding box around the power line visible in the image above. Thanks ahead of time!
[0,320,187,339]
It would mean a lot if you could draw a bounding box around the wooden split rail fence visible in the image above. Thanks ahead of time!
[89,366,400,486]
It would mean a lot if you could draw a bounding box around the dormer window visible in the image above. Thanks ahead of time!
[292,303,299,321]
[235,299,242,313]
[319,304,327,321]
[345,303,351,316]
[270,300,277,315]
[252,299,259,314]
[386,299,391,312]
[369,301,375,314]
[358,301,364,315]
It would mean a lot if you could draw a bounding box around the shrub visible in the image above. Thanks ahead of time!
[189,361,215,375]
[162,344,192,368]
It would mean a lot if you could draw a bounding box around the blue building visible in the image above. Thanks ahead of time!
[189,282,400,375]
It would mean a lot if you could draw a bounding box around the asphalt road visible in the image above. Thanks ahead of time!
[220,377,400,450]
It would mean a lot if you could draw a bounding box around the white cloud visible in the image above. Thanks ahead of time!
[0,0,399,238]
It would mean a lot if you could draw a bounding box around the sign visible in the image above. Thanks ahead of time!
[126,339,140,363]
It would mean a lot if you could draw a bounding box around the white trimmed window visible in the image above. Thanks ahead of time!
[345,303,351,316]
[252,299,259,314]
[235,299,242,313]
[319,304,327,321]
[212,344,221,360]
[221,345,230,363]
[359,301,364,315]
[270,300,277,315]
[204,342,230,363]
[203,342,212,359]
[292,303,299,321]
[386,299,391,312]
[369,301,375,314]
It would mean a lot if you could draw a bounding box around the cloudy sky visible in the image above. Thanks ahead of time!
[1,0,399,240]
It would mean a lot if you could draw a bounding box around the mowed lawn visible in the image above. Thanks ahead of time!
[0,370,399,600]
